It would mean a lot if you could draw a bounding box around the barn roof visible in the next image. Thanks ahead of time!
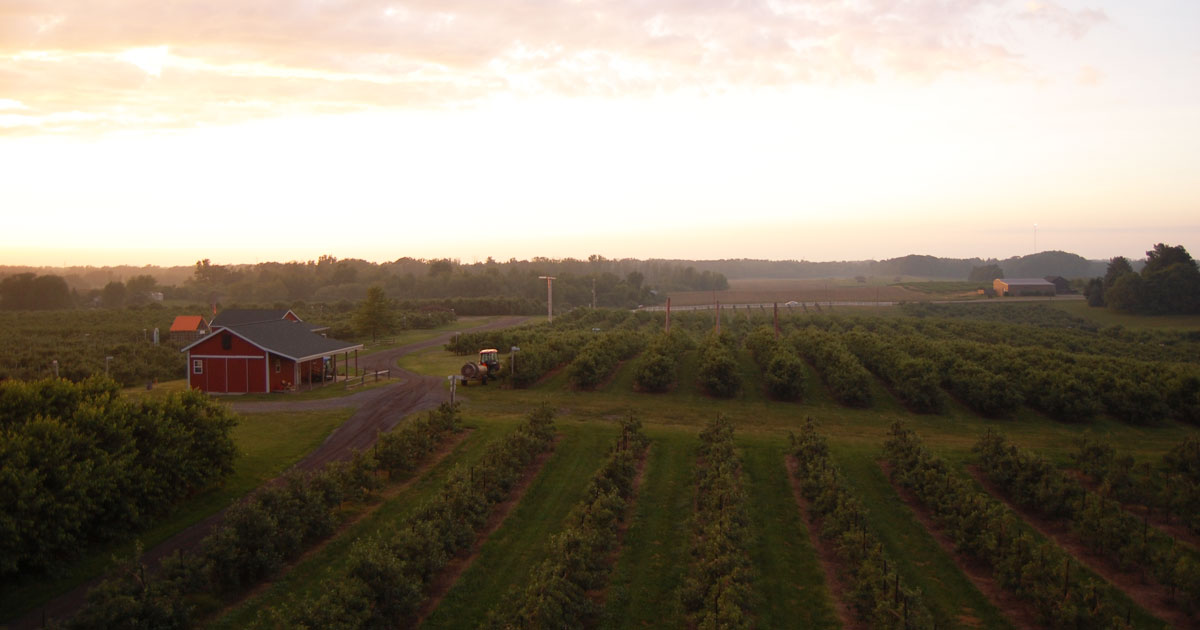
[210,309,297,327]
[997,278,1055,286]
[229,320,361,362]
[181,319,361,362]
[169,315,207,332]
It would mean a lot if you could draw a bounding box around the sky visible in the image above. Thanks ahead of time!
[1,0,1197,268]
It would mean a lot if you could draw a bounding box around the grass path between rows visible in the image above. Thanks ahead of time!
[420,421,617,629]
[833,444,1015,630]
[599,429,696,628]
[208,421,511,629]
[741,436,841,629]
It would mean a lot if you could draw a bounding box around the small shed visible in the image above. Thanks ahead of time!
[169,315,210,344]
[993,278,1056,297]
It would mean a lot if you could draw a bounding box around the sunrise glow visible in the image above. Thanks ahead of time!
[1,1,1197,266]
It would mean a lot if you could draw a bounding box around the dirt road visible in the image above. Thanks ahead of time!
[10,315,528,630]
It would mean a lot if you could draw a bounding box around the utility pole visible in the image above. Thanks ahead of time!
[538,276,556,322]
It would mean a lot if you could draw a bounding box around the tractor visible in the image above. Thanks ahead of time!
[460,348,501,385]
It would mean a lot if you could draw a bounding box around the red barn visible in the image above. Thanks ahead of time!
[182,310,361,394]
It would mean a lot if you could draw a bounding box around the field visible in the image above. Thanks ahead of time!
[11,302,1200,629]
[667,277,932,306]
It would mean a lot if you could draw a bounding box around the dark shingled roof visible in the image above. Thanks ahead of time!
[225,319,361,362]
[210,309,296,327]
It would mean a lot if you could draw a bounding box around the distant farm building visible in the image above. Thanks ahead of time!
[993,278,1056,297]
[1043,276,1073,294]
[169,315,210,343]
[182,309,360,394]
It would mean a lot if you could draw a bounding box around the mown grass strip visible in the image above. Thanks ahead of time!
[419,421,618,629]
[599,429,696,629]
[208,421,507,629]
[832,444,1015,630]
[741,435,841,629]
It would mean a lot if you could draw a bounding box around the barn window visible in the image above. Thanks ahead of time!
[221,332,233,350]
[274,359,281,373]
[192,359,203,374]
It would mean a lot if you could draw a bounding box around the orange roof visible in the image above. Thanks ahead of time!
[170,315,207,332]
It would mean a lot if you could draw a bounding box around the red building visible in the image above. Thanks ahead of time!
[182,310,361,394]
[168,315,210,344]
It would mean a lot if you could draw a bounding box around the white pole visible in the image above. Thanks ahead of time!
[539,276,556,322]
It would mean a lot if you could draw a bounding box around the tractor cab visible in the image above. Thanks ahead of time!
[479,349,500,372]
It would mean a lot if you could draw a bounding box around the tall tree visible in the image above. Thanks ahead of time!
[353,286,395,342]
[1144,243,1195,275]
[101,281,127,308]
[1104,256,1134,288]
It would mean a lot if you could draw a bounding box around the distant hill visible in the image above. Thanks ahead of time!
[667,250,1108,280]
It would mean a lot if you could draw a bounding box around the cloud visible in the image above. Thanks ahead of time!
[0,0,1105,134]
[1076,64,1103,86]
[1020,1,1107,39]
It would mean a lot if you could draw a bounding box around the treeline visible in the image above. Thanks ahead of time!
[64,403,463,629]
[1085,244,1200,314]
[484,416,648,627]
[673,250,1105,280]
[681,417,755,629]
[0,377,236,580]
[975,432,1200,616]
[791,420,934,628]
[0,255,727,312]
[884,424,1135,628]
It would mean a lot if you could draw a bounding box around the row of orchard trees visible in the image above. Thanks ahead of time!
[64,404,520,630]
[0,377,237,580]
[974,433,1200,614]
[1073,437,1200,536]
[272,407,556,629]
[484,416,649,627]
[791,420,934,628]
[448,307,1200,426]
[884,424,1136,628]
[681,417,755,628]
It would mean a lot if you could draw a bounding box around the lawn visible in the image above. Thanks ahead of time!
[1052,300,1200,331]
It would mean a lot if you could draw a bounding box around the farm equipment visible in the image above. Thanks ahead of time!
[460,348,501,385]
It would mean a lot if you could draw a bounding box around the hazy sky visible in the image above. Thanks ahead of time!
[2,0,1197,267]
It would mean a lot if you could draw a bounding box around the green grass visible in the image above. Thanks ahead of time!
[741,435,840,629]
[0,407,351,624]
[600,429,697,629]
[348,316,506,351]
[421,421,618,628]
[1051,300,1200,331]
[209,419,514,629]
[832,443,1014,630]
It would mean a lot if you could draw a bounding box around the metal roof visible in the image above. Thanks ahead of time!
[169,315,207,332]
[228,319,361,362]
[181,319,361,362]
[997,278,1055,286]
[210,308,298,327]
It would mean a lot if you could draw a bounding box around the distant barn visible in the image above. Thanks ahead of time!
[993,278,1056,297]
